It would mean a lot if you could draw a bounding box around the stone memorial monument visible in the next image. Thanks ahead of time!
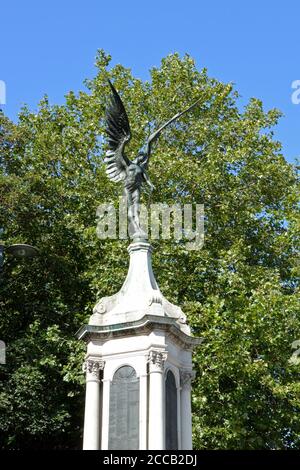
[77,81,202,450]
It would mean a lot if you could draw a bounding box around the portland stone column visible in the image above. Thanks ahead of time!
[82,359,104,450]
[148,350,167,450]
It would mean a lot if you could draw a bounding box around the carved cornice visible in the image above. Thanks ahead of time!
[148,350,168,372]
[77,315,203,352]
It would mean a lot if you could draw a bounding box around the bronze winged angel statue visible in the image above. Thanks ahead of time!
[104,79,200,239]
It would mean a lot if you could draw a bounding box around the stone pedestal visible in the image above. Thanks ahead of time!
[77,241,202,450]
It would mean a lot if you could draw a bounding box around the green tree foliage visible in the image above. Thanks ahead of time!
[0,51,299,449]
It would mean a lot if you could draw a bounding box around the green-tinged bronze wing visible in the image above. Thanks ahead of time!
[104,80,132,182]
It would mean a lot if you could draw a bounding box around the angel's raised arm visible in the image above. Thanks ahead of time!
[144,97,201,166]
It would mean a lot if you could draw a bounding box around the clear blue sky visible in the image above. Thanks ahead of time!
[1,0,299,163]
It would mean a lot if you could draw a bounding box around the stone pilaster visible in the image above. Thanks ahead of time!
[180,369,195,450]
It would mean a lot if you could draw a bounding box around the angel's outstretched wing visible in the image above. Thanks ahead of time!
[104,80,132,182]
[141,97,201,169]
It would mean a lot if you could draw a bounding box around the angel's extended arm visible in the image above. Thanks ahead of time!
[143,97,201,167]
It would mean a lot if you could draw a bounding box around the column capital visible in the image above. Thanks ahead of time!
[148,349,167,372]
[180,369,195,389]
[83,359,104,380]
